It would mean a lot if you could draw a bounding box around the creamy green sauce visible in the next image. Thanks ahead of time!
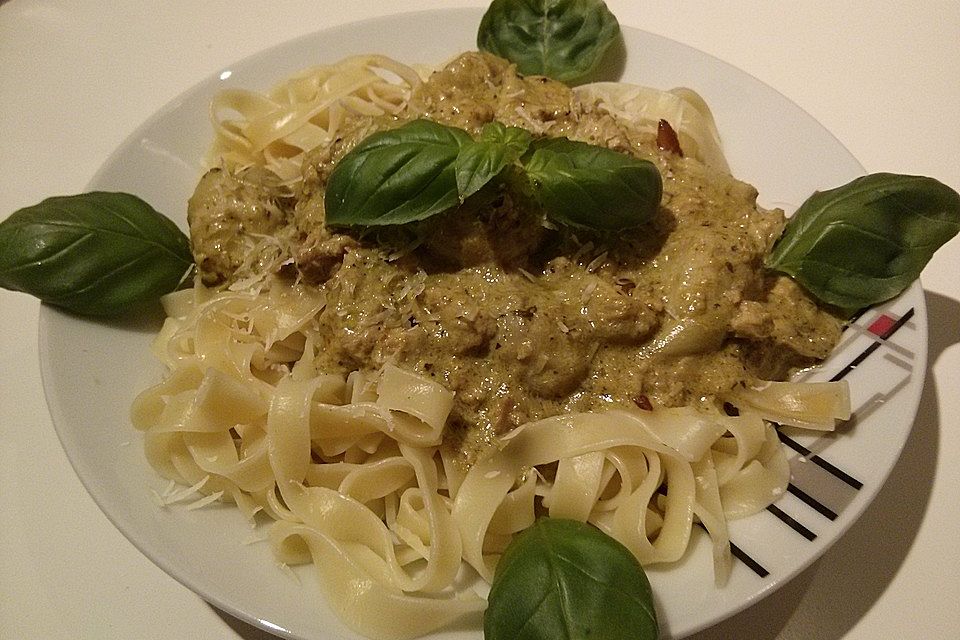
[188,52,842,463]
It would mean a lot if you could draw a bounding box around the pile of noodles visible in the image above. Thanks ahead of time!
[132,54,849,640]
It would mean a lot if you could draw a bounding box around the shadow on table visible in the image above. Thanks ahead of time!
[215,608,279,639]
[209,291,960,640]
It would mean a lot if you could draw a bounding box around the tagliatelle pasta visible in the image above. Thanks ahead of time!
[209,55,425,184]
[131,278,847,639]
[207,53,730,185]
[573,82,730,173]
[131,46,858,640]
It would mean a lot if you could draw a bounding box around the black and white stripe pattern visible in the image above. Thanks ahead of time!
[728,307,915,577]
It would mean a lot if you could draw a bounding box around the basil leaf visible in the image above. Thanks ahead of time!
[480,120,536,149]
[477,0,620,83]
[456,123,532,200]
[765,173,960,310]
[325,119,472,227]
[523,138,662,231]
[485,518,658,640]
[0,192,192,316]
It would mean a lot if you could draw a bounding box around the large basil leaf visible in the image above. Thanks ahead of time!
[0,192,193,315]
[325,119,472,227]
[766,173,960,310]
[455,122,532,200]
[477,0,620,83]
[485,518,658,640]
[523,137,662,231]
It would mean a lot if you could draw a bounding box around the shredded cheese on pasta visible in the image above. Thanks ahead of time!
[209,55,424,184]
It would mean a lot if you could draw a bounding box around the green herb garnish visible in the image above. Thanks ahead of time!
[324,119,662,232]
[766,172,960,310]
[477,0,620,84]
[0,192,192,315]
[523,137,663,231]
[456,122,533,200]
[485,518,659,640]
[325,119,473,227]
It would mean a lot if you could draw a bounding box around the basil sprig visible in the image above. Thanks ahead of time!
[325,119,662,232]
[766,173,960,310]
[457,122,533,200]
[0,192,192,315]
[477,0,620,83]
[485,518,659,640]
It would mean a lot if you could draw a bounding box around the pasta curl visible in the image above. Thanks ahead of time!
[209,55,424,184]
[131,279,833,638]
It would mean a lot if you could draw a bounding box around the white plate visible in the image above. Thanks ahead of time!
[39,8,927,640]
